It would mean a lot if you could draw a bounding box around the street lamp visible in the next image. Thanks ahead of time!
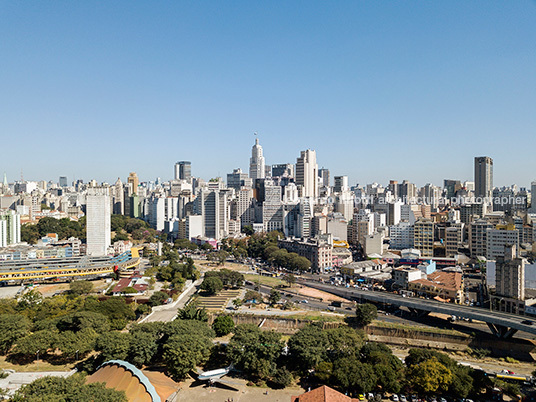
[36,350,40,361]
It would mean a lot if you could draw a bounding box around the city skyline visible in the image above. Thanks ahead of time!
[1,2,535,186]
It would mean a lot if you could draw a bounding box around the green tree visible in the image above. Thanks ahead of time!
[69,280,94,296]
[272,366,293,388]
[355,303,377,326]
[227,324,283,380]
[95,331,131,362]
[283,274,296,287]
[200,276,223,295]
[177,302,208,321]
[333,357,377,394]
[85,297,135,330]
[17,289,43,310]
[0,314,31,355]
[55,328,98,358]
[232,298,243,309]
[127,331,159,368]
[242,225,254,236]
[288,324,329,372]
[148,291,169,307]
[56,311,111,333]
[269,289,281,305]
[212,315,235,337]
[11,373,127,402]
[15,330,58,357]
[406,357,453,395]
[163,334,213,380]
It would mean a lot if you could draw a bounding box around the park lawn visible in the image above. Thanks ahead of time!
[244,274,286,288]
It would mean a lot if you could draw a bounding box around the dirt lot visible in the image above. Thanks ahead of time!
[34,279,112,298]
[297,286,347,303]
[176,377,304,402]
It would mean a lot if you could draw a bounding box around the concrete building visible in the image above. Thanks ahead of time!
[365,231,385,256]
[278,237,332,272]
[272,163,294,178]
[318,168,330,187]
[469,219,493,258]
[174,161,191,182]
[0,209,21,247]
[475,156,493,200]
[409,270,464,304]
[333,176,349,193]
[249,138,265,181]
[445,223,464,258]
[389,221,413,250]
[393,266,423,288]
[486,224,520,261]
[227,168,252,191]
[86,186,111,256]
[495,244,524,301]
[194,189,230,240]
[127,172,139,196]
[296,149,318,198]
[413,218,434,257]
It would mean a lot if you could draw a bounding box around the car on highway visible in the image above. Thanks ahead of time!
[300,299,309,303]
[392,395,399,402]
[521,320,533,325]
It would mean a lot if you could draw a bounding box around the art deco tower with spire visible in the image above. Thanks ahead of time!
[249,136,265,181]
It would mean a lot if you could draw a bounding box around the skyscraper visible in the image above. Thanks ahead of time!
[529,180,536,213]
[249,138,265,181]
[127,172,139,196]
[86,186,111,256]
[59,176,68,188]
[296,149,318,198]
[175,161,192,181]
[474,156,493,199]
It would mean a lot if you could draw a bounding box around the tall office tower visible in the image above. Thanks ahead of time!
[127,172,139,196]
[398,180,416,202]
[232,187,254,227]
[227,168,253,191]
[445,223,464,258]
[59,176,68,188]
[444,179,462,200]
[175,161,192,181]
[496,244,525,301]
[86,187,111,256]
[0,209,21,247]
[388,180,399,200]
[272,163,294,178]
[413,217,434,257]
[318,168,330,187]
[194,189,230,240]
[262,182,283,232]
[474,156,493,199]
[249,138,265,181]
[296,150,318,198]
[113,178,124,215]
[529,181,536,213]
[333,176,349,193]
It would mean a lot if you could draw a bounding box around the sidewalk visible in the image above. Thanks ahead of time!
[140,279,202,323]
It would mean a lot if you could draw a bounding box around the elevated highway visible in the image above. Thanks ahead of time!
[300,279,536,339]
[0,249,140,283]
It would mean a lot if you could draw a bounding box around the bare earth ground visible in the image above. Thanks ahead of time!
[296,286,348,303]
[176,377,304,402]
[34,278,111,297]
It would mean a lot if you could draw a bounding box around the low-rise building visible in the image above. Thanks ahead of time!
[409,270,464,304]
[278,237,332,272]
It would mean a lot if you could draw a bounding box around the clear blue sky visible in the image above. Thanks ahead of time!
[1,1,535,188]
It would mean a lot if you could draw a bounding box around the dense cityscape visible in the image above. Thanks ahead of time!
[2,1,536,402]
[0,142,536,401]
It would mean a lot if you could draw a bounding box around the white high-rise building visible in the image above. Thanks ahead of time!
[0,209,21,247]
[249,138,265,181]
[86,187,111,256]
[296,149,318,198]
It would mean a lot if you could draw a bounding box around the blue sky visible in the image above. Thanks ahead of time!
[1,1,535,188]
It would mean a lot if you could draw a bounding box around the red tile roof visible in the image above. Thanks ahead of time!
[291,385,359,402]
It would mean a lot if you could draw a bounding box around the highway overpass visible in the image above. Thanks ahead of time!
[300,279,536,339]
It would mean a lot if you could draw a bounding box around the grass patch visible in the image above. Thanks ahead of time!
[0,356,75,372]
[244,274,285,288]
[371,321,467,336]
